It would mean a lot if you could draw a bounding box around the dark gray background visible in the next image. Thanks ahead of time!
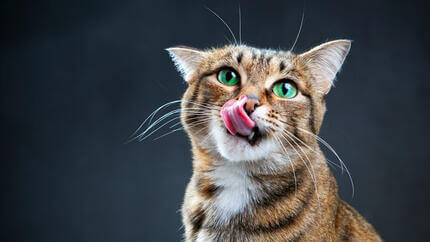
[1,0,429,241]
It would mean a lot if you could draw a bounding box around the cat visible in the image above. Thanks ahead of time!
[166,40,382,241]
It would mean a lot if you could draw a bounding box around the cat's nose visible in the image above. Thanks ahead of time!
[241,94,260,114]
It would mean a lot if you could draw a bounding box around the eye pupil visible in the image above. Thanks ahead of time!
[282,83,288,95]
[226,71,232,81]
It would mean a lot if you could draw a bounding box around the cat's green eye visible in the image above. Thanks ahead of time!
[217,69,240,86]
[272,80,298,99]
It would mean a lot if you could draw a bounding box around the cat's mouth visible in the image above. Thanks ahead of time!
[225,126,262,146]
[221,96,263,146]
[220,96,264,146]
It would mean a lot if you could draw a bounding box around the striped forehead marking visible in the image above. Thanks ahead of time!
[237,48,280,66]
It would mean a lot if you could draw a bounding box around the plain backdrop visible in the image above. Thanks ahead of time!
[1,0,430,241]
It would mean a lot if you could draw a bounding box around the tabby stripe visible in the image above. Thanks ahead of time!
[232,87,240,98]
[340,223,353,241]
[200,90,212,114]
[187,78,202,108]
[290,230,305,242]
[196,175,220,199]
[190,207,205,237]
[237,52,243,63]
[185,88,214,128]
[259,53,265,64]
[342,202,360,218]
[302,93,316,134]
[251,167,306,208]
[225,51,233,60]
[309,98,316,134]
[247,181,315,234]
[184,78,204,125]
[290,116,302,142]
[280,61,286,72]
[266,56,273,64]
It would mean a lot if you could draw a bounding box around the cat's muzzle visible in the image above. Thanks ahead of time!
[221,95,262,145]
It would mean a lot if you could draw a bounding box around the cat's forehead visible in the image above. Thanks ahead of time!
[210,45,294,61]
[205,45,297,75]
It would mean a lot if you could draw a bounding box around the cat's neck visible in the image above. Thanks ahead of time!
[190,145,334,226]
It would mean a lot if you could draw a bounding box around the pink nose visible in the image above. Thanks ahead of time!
[220,95,257,136]
[243,95,260,114]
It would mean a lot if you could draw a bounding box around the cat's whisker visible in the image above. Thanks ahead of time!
[278,120,354,198]
[143,115,212,141]
[279,127,343,181]
[200,118,224,146]
[295,126,355,198]
[180,111,214,117]
[177,224,184,233]
[127,99,184,143]
[154,118,211,141]
[136,109,214,140]
[170,114,214,129]
[181,109,216,114]
[183,105,217,109]
[139,116,182,141]
[223,36,234,45]
[147,105,177,126]
[153,127,184,141]
[172,123,211,145]
[134,109,182,140]
[281,130,319,184]
[279,120,346,173]
[141,108,199,134]
[238,4,242,44]
[136,99,218,134]
[171,115,213,129]
[290,8,305,52]
[281,130,321,207]
[141,112,213,141]
[282,128,342,170]
[138,112,205,140]
[170,116,208,129]
[278,131,321,207]
[193,122,210,136]
[182,106,217,110]
[272,132,298,195]
[205,7,238,44]
[181,100,221,109]
[279,132,316,182]
[146,102,216,128]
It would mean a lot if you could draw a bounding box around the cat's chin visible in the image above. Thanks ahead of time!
[210,121,278,162]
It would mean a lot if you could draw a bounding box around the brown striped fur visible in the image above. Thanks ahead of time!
[167,40,381,241]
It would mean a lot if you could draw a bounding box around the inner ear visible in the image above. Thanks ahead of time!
[299,39,351,94]
[166,46,205,82]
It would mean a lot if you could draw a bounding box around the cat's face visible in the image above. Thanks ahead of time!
[168,40,350,162]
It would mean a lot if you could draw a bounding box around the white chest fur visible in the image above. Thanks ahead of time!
[208,162,259,224]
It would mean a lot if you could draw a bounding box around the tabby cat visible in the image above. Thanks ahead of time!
[166,40,381,241]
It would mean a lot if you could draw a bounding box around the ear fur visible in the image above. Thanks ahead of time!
[166,46,205,82]
[299,39,351,94]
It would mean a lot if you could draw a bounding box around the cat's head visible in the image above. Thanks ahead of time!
[167,40,350,162]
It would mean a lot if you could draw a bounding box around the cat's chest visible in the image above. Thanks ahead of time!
[207,163,260,223]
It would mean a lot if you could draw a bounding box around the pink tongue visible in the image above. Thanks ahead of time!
[220,95,256,136]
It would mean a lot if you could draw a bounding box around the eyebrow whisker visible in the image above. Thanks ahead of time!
[205,6,238,44]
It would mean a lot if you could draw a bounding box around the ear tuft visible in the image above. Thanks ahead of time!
[166,46,204,82]
[299,39,351,94]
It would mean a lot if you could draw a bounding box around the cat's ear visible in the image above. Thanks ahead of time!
[166,46,205,82]
[299,39,351,94]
